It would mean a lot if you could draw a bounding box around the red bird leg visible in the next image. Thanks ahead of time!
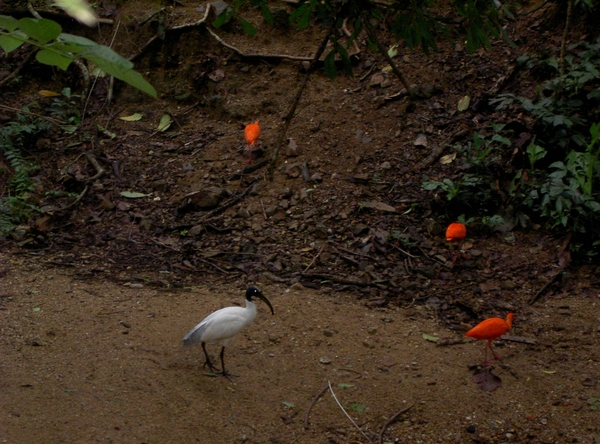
[246,145,253,164]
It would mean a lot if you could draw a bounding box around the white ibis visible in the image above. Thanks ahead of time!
[183,286,274,376]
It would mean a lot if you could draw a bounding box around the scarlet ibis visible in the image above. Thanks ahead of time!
[446,222,466,243]
[183,287,274,376]
[445,222,467,263]
[244,120,261,162]
[465,313,514,363]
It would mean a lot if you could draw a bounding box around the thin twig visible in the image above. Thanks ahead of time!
[303,245,325,273]
[328,381,372,443]
[56,185,90,212]
[267,19,337,180]
[378,403,415,444]
[0,50,37,88]
[390,243,417,259]
[303,383,329,429]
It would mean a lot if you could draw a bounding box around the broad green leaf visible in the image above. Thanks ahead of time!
[238,17,257,36]
[120,191,151,198]
[36,48,73,70]
[47,39,93,55]
[298,6,311,29]
[337,383,354,389]
[119,113,144,121]
[334,42,353,77]
[58,32,97,48]
[17,18,62,44]
[157,113,172,132]
[120,69,157,98]
[212,8,233,28]
[0,33,26,53]
[289,3,309,26]
[54,0,98,26]
[259,3,274,25]
[388,44,398,58]
[324,49,336,79]
[0,15,19,32]
[80,44,134,78]
[457,95,470,111]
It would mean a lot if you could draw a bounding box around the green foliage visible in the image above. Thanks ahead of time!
[0,107,51,234]
[526,123,600,234]
[0,16,156,97]
[424,121,600,256]
[422,124,510,220]
[491,38,600,151]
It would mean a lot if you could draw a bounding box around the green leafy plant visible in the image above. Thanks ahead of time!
[0,16,156,97]
[0,107,51,234]
[491,38,600,151]
[423,124,511,210]
[535,122,600,231]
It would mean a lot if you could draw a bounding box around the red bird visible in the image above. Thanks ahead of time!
[466,313,514,363]
[446,222,467,263]
[446,222,466,243]
[244,120,260,162]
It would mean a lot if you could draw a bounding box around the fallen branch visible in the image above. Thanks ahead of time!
[199,181,256,222]
[303,383,329,429]
[528,271,562,305]
[227,158,270,181]
[378,403,414,444]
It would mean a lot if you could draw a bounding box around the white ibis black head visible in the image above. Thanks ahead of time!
[182,286,274,376]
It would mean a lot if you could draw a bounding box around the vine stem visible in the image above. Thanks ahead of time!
[361,11,414,99]
[266,17,338,181]
[559,0,573,76]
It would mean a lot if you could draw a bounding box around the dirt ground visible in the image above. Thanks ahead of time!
[1,253,599,444]
[1,0,600,442]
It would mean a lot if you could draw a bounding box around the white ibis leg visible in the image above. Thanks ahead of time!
[202,342,220,373]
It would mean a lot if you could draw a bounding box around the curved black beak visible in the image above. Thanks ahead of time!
[256,291,275,315]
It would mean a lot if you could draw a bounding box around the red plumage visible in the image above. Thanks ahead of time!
[466,313,514,363]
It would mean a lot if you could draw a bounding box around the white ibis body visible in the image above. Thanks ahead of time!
[183,287,274,376]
